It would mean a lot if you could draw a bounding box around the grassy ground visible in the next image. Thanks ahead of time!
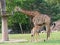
[0,32,60,45]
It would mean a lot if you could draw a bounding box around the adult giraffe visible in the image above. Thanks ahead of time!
[14,6,51,42]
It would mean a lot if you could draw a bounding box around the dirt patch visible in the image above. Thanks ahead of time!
[0,39,28,43]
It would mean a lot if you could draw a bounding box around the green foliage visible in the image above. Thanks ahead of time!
[45,0,60,21]
[6,0,60,22]
[22,0,60,22]
[0,0,59,33]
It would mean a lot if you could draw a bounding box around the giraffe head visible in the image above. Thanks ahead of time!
[14,6,22,12]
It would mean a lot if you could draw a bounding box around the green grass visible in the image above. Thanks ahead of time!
[0,32,60,45]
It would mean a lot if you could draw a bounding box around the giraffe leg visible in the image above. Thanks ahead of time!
[35,32,39,42]
[31,27,35,42]
[31,26,40,42]
[46,24,50,40]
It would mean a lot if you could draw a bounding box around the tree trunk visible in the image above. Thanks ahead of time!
[19,23,23,33]
[1,0,9,41]
[2,16,9,41]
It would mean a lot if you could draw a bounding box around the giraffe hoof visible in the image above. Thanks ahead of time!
[44,39,46,42]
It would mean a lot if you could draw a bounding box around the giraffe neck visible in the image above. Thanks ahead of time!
[19,8,41,17]
[20,9,35,17]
